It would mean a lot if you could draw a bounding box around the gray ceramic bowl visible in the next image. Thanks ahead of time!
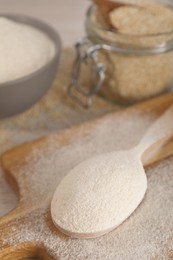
[0,14,61,118]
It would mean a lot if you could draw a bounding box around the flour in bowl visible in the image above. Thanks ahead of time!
[0,17,55,83]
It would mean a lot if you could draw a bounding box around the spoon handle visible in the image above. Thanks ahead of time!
[136,104,173,155]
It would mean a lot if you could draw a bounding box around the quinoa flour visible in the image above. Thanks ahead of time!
[0,17,55,83]
[89,0,173,102]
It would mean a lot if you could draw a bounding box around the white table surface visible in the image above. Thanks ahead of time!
[0,0,89,46]
[0,0,89,222]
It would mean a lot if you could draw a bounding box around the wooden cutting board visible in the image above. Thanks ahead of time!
[0,93,173,260]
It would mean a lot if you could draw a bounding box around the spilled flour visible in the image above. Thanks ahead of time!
[1,109,173,259]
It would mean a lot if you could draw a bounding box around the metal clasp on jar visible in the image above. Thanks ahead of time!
[68,36,167,108]
[67,37,106,108]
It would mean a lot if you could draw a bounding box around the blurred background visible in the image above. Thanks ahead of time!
[0,0,89,46]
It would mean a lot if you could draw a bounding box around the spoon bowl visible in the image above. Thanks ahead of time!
[51,104,173,238]
[51,150,147,238]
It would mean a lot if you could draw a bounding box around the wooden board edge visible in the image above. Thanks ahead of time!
[1,93,173,169]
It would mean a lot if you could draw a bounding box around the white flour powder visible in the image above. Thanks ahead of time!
[1,110,173,259]
[0,17,55,83]
[51,151,147,236]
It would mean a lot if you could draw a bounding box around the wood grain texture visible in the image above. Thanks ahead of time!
[0,93,173,259]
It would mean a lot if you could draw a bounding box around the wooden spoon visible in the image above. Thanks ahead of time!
[51,104,173,239]
[92,0,137,27]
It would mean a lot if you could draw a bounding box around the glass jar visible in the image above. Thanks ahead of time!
[68,0,173,107]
